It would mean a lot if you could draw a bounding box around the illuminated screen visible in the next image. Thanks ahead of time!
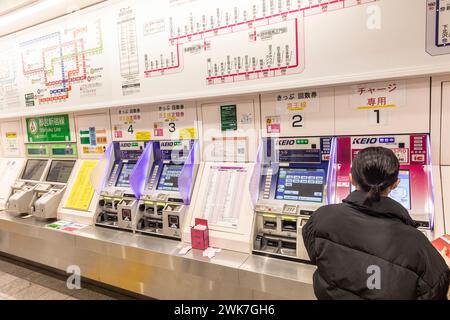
[115,162,136,188]
[46,160,76,183]
[275,167,325,203]
[157,164,183,191]
[21,159,48,181]
[389,170,411,210]
[350,170,411,210]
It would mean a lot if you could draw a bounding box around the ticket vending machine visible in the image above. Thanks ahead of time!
[183,98,260,253]
[7,143,77,218]
[334,135,435,231]
[0,120,26,210]
[30,157,76,219]
[333,77,436,235]
[93,141,145,230]
[252,137,335,261]
[58,110,111,225]
[131,139,199,239]
[251,86,336,260]
[7,158,49,215]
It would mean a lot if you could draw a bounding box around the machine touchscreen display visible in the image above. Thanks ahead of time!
[275,167,325,202]
[157,164,183,191]
[46,160,76,183]
[350,170,411,209]
[389,170,411,210]
[21,159,48,181]
[115,162,136,188]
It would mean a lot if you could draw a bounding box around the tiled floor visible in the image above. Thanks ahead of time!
[0,256,135,300]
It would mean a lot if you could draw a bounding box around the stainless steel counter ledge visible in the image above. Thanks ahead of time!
[0,212,315,299]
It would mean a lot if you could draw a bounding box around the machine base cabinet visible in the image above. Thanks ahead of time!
[0,212,316,300]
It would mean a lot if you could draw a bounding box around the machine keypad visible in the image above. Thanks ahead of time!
[263,171,273,199]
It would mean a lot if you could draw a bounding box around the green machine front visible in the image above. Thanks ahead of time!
[6,114,78,219]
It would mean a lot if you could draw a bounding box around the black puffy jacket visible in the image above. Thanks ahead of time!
[302,191,450,300]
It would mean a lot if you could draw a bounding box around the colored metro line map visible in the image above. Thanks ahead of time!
[19,18,105,107]
[0,0,445,115]
[126,0,378,90]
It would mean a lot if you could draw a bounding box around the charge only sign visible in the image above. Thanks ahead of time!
[26,114,71,142]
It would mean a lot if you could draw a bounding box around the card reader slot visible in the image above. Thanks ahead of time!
[138,217,163,231]
[104,201,113,209]
[266,239,280,248]
[105,213,118,222]
[281,220,297,232]
[145,206,155,214]
[147,220,158,229]
[281,240,296,251]
[280,240,297,256]
[263,218,277,230]
[156,205,164,215]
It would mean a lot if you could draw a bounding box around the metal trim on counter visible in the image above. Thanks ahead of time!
[0,212,316,300]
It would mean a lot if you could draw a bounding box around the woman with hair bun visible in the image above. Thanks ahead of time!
[302,147,449,300]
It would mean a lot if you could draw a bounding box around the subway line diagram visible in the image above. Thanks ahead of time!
[19,18,105,106]
[118,0,378,95]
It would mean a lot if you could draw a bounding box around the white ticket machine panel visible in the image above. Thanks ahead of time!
[0,158,26,210]
[94,141,145,230]
[185,163,256,252]
[6,158,49,215]
[335,135,434,230]
[183,98,259,253]
[30,159,76,219]
[131,139,199,239]
[253,137,334,262]
[0,120,26,210]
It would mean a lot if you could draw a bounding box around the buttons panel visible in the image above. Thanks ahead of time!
[263,168,273,199]
[148,164,159,190]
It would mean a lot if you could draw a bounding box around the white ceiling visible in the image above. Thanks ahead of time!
[0,0,105,37]
[0,0,39,16]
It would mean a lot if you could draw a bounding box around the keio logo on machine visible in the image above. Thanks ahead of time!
[352,137,395,145]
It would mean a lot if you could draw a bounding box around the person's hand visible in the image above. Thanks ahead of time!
[439,247,450,268]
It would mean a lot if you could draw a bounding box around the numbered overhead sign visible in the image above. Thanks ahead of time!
[110,105,151,141]
[335,78,430,135]
[111,102,198,141]
[260,88,334,137]
[148,101,198,140]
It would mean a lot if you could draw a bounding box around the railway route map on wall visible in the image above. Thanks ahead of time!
[114,0,378,97]
[19,16,110,108]
[427,0,450,55]
[0,0,450,117]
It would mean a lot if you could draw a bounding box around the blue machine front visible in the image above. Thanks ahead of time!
[147,140,194,192]
[109,141,146,188]
[259,137,332,202]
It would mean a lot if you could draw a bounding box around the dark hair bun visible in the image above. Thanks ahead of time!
[351,147,400,206]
